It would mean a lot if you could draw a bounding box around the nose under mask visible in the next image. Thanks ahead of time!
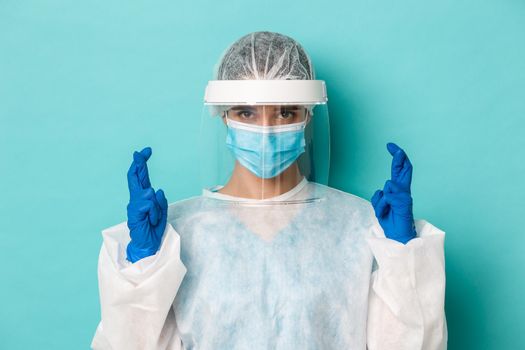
[225,118,306,179]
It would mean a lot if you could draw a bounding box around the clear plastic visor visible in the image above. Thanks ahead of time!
[199,103,330,205]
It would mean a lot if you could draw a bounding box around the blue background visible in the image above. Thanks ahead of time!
[1,0,524,348]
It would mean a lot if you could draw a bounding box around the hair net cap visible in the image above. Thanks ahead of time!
[213,31,315,81]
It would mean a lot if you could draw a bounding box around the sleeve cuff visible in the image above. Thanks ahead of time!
[366,219,446,316]
[368,219,445,257]
[100,222,186,285]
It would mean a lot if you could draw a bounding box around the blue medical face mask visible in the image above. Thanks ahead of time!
[225,118,307,179]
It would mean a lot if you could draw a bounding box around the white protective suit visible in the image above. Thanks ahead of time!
[91,178,447,350]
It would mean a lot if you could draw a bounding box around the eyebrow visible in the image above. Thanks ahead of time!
[229,105,301,110]
[230,106,256,111]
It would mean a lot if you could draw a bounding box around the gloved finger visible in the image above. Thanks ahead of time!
[127,162,141,199]
[155,189,168,213]
[396,155,413,192]
[374,195,390,218]
[383,179,407,194]
[129,197,160,226]
[387,142,413,191]
[388,143,407,180]
[133,147,152,190]
[133,147,152,164]
[139,187,156,200]
[386,142,402,157]
[148,199,161,226]
[127,147,153,199]
[127,200,156,223]
[371,189,383,207]
[383,179,394,194]
[383,191,413,209]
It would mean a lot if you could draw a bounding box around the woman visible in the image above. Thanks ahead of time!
[91,31,447,350]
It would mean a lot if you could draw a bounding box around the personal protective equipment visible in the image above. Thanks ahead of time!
[92,31,447,350]
[214,31,314,81]
[371,143,417,244]
[210,29,317,118]
[208,31,318,134]
[199,31,330,200]
[126,147,168,263]
[225,118,307,179]
[91,179,448,350]
[201,80,330,200]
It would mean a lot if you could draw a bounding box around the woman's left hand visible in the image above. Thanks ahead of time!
[371,142,417,244]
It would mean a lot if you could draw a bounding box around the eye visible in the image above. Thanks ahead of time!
[236,110,255,119]
[278,109,296,119]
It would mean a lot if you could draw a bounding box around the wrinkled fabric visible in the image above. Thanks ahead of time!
[92,180,447,350]
[171,180,372,349]
[91,218,186,350]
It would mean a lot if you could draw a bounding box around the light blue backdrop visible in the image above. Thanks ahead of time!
[1,1,524,349]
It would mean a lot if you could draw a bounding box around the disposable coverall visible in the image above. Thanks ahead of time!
[91,178,447,350]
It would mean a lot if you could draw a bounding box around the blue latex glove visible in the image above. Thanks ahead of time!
[126,147,168,263]
[371,143,417,244]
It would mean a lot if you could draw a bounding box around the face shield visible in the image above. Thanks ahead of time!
[199,80,330,204]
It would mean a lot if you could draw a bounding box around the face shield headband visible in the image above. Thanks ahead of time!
[203,80,328,117]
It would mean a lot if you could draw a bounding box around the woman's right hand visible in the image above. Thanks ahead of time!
[125,147,168,263]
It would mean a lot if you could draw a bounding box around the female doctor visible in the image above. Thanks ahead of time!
[91,31,447,350]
